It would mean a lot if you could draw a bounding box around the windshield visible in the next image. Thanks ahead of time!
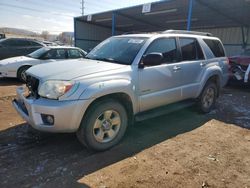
[27,47,50,59]
[86,37,147,65]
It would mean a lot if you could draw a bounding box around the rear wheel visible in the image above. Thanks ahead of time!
[17,66,31,82]
[198,82,218,113]
[76,99,128,151]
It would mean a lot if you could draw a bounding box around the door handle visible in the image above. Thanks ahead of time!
[200,62,207,67]
[173,66,181,71]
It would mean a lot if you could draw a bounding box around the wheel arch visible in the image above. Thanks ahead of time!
[81,92,135,128]
[16,64,32,77]
[198,70,222,98]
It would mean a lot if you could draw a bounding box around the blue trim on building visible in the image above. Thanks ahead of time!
[187,0,193,31]
[73,18,76,47]
[112,12,116,36]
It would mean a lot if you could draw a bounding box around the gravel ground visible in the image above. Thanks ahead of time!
[0,78,249,188]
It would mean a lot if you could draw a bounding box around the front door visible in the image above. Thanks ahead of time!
[138,37,182,112]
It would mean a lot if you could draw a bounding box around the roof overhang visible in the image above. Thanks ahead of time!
[75,0,250,32]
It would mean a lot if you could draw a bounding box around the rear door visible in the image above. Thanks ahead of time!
[177,37,205,99]
[138,37,182,112]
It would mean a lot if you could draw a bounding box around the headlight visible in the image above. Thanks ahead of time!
[38,80,74,99]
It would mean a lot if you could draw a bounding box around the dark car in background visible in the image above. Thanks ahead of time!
[229,49,250,84]
[0,33,5,39]
[0,38,46,60]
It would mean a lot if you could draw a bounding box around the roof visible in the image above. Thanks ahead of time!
[75,0,250,32]
[47,46,80,49]
[116,32,220,41]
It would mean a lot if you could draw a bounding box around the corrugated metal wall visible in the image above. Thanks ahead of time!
[75,20,249,56]
[197,27,250,56]
[74,20,113,51]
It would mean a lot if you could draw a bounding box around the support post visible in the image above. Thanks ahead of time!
[187,0,193,31]
[74,18,76,47]
[112,12,116,36]
[241,26,249,50]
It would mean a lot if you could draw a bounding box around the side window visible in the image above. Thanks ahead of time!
[203,39,225,57]
[44,49,66,59]
[68,49,83,59]
[145,38,178,63]
[15,39,31,46]
[2,39,17,47]
[179,38,204,61]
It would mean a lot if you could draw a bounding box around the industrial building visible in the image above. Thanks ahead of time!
[74,0,250,55]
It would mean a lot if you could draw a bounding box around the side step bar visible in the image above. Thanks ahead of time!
[135,100,195,122]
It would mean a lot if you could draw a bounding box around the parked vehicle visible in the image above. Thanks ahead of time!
[13,30,229,151]
[0,33,5,39]
[0,46,87,82]
[41,41,58,46]
[229,49,250,84]
[0,38,45,60]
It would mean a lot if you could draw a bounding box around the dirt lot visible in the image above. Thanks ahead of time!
[0,78,249,188]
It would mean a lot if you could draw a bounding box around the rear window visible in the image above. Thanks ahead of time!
[29,41,43,46]
[203,39,225,57]
[15,39,31,46]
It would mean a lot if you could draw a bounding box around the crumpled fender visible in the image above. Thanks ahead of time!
[79,79,137,112]
[196,65,223,98]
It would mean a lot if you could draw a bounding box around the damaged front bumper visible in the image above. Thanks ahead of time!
[12,86,91,133]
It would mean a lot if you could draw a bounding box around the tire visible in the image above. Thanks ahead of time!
[198,82,218,113]
[17,66,30,82]
[76,99,128,151]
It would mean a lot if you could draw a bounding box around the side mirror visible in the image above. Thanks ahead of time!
[139,53,163,68]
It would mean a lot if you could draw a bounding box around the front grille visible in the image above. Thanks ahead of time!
[26,75,40,99]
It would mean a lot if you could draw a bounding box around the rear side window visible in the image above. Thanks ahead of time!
[68,49,83,58]
[203,39,225,57]
[44,49,66,59]
[179,38,204,61]
[145,38,179,63]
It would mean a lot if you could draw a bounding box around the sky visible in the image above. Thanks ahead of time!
[0,0,159,34]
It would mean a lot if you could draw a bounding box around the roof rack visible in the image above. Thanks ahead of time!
[162,30,213,36]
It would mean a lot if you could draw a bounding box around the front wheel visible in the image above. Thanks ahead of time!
[198,82,218,113]
[77,99,128,151]
[17,66,30,82]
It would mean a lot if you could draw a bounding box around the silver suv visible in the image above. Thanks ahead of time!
[13,30,229,151]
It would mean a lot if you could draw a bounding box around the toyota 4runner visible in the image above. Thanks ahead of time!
[13,30,229,151]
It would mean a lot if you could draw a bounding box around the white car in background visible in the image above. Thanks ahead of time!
[0,46,87,82]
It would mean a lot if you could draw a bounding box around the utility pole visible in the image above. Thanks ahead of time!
[81,0,85,16]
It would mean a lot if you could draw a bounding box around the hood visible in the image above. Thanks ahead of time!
[0,56,35,65]
[26,58,127,81]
